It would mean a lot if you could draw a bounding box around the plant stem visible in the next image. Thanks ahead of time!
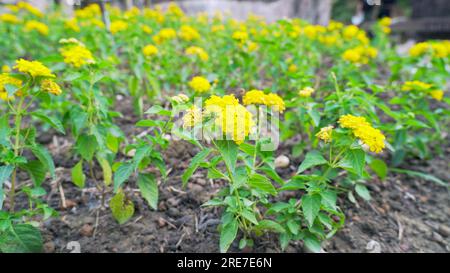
[10,96,25,212]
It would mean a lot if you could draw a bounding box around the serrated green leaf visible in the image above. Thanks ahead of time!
[30,145,55,179]
[248,173,277,195]
[0,224,43,253]
[137,173,158,210]
[96,155,112,186]
[71,160,85,188]
[0,165,14,209]
[304,234,321,253]
[215,140,238,174]
[298,150,328,173]
[113,163,134,192]
[76,134,98,162]
[256,220,286,233]
[20,160,46,187]
[337,148,365,177]
[109,190,134,225]
[302,194,321,228]
[219,217,238,253]
[355,184,371,201]
[182,148,211,187]
[31,112,65,134]
[369,159,388,180]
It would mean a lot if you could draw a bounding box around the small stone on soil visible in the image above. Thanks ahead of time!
[275,155,290,168]
[80,224,94,237]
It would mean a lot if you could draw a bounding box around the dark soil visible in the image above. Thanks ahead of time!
[13,98,450,253]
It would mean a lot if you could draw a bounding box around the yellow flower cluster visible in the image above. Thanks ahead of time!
[142,44,158,57]
[24,20,49,36]
[166,3,184,17]
[379,17,392,34]
[141,25,153,34]
[16,1,43,17]
[110,20,128,34]
[299,87,315,98]
[232,31,249,42]
[338,115,385,153]
[65,18,81,32]
[243,90,286,113]
[205,94,255,144]
[0,73,22,101]
[14,59,55,78]
[409,41,450,58]
[178,25,200,41]
[60,43,95,68]
[153,28,177,44]
[288,64,298,73]
[401,81,444,101]
[40,79,62,96]
[183,105,202,128]
[342,46,378,64]
[316,126,333,143]
[188,76,211,93]
[1,13,20,24]
[185,46,209,61]
[401,81,432,91]
[75,4,101,19]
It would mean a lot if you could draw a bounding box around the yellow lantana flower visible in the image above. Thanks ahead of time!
[14,59,55,78]
[316,126,333,143]
[188,76,211,93]
[24,20,49,36]
[110,20,128,34]
[143,45,158,57]
[40,79,62,96]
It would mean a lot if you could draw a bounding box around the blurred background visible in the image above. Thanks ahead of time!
[1,0,449,40]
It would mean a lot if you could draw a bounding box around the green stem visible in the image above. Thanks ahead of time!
[10,96,25,212]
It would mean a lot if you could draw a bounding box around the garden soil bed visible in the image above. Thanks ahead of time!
[19,98,450,253]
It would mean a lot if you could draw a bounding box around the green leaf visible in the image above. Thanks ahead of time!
[0,224,43,253]
[76,134,98,162]
[256,220,286,233]
[71,160,85,188]
[307,106,321,127]
[248,173,277,195]
[219,217,238,253]
[287,219,300,235]
[31,112,65,134]
[31,145,55,179]
[241,209,258,225]
[215,140,238,174]
[145,105,171,116]
[135,119,164,127]
[297,150,328,173]
[0,115,11,147]
[113,163,134,192]
[106,133,119,153]
[182,148,211,187]
[133,145,152,167]
[109,190,134,225]
[304,234,321,253]
[137,173,158,210]
[0,165,14,209]
[390,168,448,187]
[355,184,371,201]
[96,156,112,186]
[20,160,46,187]
[337,148,365,177]
[302,194,322,228]
[320,190,337,210]
[369,159,388,180]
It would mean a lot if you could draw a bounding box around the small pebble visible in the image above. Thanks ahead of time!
[275,155,290,168]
